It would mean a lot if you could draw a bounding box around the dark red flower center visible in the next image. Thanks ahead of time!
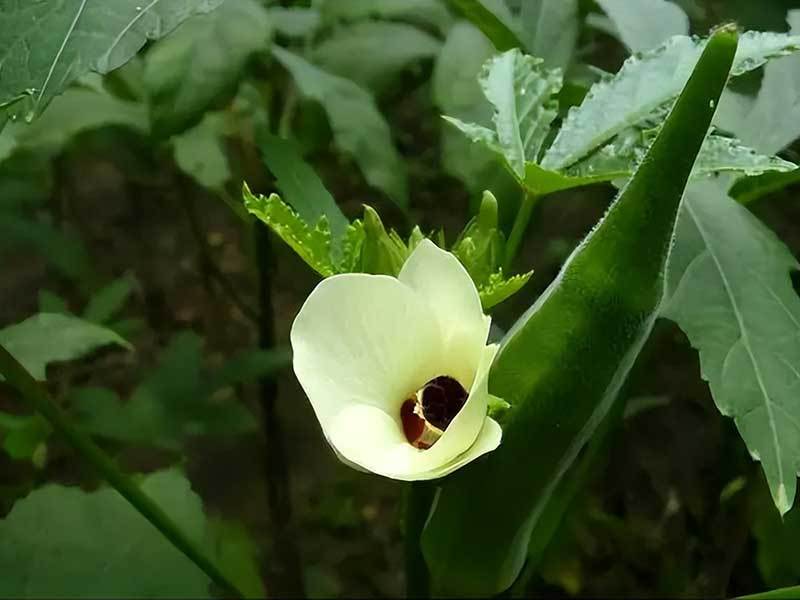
[400,375,468,448]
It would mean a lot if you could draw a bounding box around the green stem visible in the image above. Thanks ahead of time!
[0,343,243,599]
[504,192,538,272]
[405,481,436,598]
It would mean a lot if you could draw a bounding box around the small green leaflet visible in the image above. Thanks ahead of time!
[0,313,131,381]
[244,187,364,277]
[480,49,561,176]
[520,0,579,70]
[246,187,529,308]
[0,0,225,122]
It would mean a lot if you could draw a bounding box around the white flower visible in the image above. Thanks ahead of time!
[291,239,503,481]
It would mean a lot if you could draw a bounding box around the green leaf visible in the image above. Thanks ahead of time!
[268,7,321,38]
[0,86,148,160]
[244,188,336,277]
[663,178,800,515]
[421,27,739,595]
[172,113,231,190]
[319,0,453,34]
[259,134,348,241]
[0,469,260,598]
[542,31,800,170]
[568,130,796,182]
[717,11,800,156]
[0,412,50,464]
[73,332,274,450]
[736,586,800,600]
[730,169,800,204]
[143,0,271,136]
[0,213,94,283]
[272,46,408,208]
[479,270,532,309]
[83,274,136,324]
[519,0,579,70]
[752,478,800,589]
[312,22,441,93]
[596,0,689,53]
[433,22,503,192]
[0,313,131,381]
[479,49,562,176]
[0,0,224,121]
[445,0,522,51]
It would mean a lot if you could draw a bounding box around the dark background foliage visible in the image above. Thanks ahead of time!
[3,0,800,597]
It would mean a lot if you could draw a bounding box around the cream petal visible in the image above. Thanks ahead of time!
[327,406,502,482]
[326,344,500,481]
[416,417,503,480]
[398,240,490,387]
[291,274,445,427]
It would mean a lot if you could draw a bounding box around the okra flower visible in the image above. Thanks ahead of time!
[291,239,503,481]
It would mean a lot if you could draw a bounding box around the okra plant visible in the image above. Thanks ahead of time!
[2,1,800,598]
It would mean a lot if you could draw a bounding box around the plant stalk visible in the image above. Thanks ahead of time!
[0,343,243,598]
[504,192,538,272]
[405,481,436,598]
[255,224,305,597]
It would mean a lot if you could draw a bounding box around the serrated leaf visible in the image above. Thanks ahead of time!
[480,49,562,176]
[0,469,260,598]
[272,46,408,208]
[663,178,800,515]
[312,21,441,93]
[244,187,335,277]
[520,0,579,70]
[479,270,532,309]
[543,31,800,170]
[0,313,131,381]
[72,332,278,449]
[569,130,797,181]
[717,11,800,156]
[596,0,689,53]
[0,0,225,121]
[144,0,271,136]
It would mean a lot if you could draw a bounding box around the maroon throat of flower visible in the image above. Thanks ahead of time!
[401,375,468,449]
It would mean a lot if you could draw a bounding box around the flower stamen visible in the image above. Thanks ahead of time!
[401,376,468,449]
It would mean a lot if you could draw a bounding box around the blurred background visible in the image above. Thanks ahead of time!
[3,0,800,597]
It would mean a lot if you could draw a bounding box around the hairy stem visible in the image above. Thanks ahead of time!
[0,343,243,598]
[405,481,436,598]
[504,192,538,272]
[256,224,305,597]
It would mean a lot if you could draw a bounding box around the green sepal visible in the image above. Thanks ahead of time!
[361,205,410,275]
[479,269,533,309]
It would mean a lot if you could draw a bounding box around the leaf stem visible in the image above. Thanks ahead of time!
[405,481,436,598]
[0,343,243,597]
[504,192,538,272]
